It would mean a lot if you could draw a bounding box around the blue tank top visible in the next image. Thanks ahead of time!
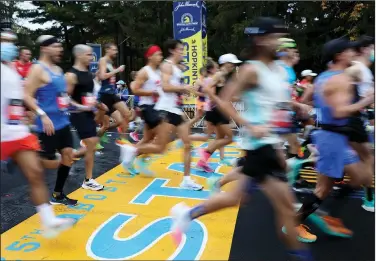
[99,62,116,94]
[277,61,296,85]
[313,70,347,126]
[35,63,70,132]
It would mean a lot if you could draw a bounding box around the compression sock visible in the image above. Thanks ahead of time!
[296,193,323,222]
[53,164,71,197]
[365,187,374,201]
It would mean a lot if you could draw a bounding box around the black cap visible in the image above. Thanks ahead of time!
[322,36,357,62]
[354,35,374,50]
[244,17,288,35]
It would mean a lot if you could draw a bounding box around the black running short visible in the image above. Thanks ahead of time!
[159,110,184,127]
[206,107,229,126]
[140,105,162,129]
[38,125,73,159]
[98,93,122,115]
[242,144,287,183]
[347,116,369,143]
[70,112,97,140]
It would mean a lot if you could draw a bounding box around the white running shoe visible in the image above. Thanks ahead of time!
[170,203,191,245]
[82,179,104,191]
[43,217,76,238]
[180,178,203,191]
[118,144,137,165]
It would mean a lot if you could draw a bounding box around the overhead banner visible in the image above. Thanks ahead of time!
[201,2,208,65]
[87,43,102,73]
[173,1,206,105]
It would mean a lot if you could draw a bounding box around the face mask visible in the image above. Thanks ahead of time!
[1,42,18,62]
[277,51,288,57]
[370,50,374,63]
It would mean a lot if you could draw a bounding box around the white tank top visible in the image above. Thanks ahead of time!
[1,64,30,142]
[240,60,288,150]
[352,61,374,97]
[154,60,183,115]
[139,65,161,106]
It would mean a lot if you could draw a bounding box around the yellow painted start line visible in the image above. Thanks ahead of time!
[1,141,241,260]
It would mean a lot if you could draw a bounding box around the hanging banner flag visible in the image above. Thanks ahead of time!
[201,2,208,65]
[87,43,102,73]
[173,1,206,105]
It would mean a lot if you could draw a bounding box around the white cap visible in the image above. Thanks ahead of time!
[1,30,17,41]
[218,53,242,65]
[301,69,317,77]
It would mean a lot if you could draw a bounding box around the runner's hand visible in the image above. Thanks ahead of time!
[118,65,125,72]
[41,115,55,136]
[247,124,269,139]
[97,102,109,111]
[181,85,192,94]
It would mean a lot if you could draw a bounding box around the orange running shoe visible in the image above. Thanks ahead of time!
[320,216,353,237]
[296,224,317,243]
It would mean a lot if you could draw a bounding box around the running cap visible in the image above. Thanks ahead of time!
[301,69,317,77]
[145,45,161,59]
[322,36,357,62]
[218,53,242,64]
[278,38,297,49]
[244,17,288,35]
[354,35,374,49]
[37,35,59,47]
[1,30,17,41]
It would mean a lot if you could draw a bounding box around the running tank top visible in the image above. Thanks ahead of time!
[99,62,117,94]
[68,67,96,107]
[1,64,29,142]
[197,85,206,102]
[34,63,70,132]
[154,61,183,115]
[313,70,347,126]
[240,60,288,150]
[139,65,161,106]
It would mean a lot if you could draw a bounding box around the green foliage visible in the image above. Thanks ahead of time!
[13,1,374,72]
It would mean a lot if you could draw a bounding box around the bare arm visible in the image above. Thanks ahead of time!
[192,79,205,97]
[98,58,120,81]
[300,85,314,105]
[160,62,187,93]
[65,72,77,96]
[23,64,46,113]
[130,69,154,96]
[325,74,374,118]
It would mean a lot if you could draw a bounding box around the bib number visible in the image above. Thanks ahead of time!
[271,103,292,129]
[7,99,25,125]
[81,92,96,107]
[57,92,70,111]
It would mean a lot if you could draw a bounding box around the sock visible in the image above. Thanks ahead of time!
[189,205,206,220]
[203,150,212,161]
[365,187,374,201]
[85,178,90,182]
[296,193,323,222]
[36,203,56,226]
[287,153,298,159]
[54,164,71,196]
[183,176,191,182]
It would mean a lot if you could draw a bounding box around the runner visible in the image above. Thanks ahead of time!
[121,40,203,190]
[129,70,142,142]
[97,43,130,144]
[23,35,78,206]
[196,53,241,172]
[293,70,317,103]
[170,17,313,261]
[288,36,374,242]
[1,30,75,237]
[65,44,105,191]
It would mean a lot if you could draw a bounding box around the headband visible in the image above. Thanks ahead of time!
[39,37,59,47]
[145,45,161,59]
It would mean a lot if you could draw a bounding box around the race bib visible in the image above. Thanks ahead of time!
[270,102,293,129]
[81,92,96,107]
[57,92,70,111]
[7,99,25,125]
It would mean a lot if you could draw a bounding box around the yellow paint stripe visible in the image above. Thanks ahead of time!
[0,141,240,260]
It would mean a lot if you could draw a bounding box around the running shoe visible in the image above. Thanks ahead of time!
[119,144,138,175]
[100,134,110,144]
[180,178,203,191]
[282,224,317,243]
[50,194,78,206]
[362,198,375,212]
[96,143,104,150]
[207,176,221,195]
[316,215,353,238]
[135,157,154,176]
[130,131,140,142]
[115,138,129,145]
[196,160,214,173]
[82,179,104,191]
[170,203,192,245]
[43,217,76,239]
[218,158,231,166]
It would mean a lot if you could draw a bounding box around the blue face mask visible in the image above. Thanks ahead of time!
[370,51,374,63]
[277,51,288,57]
[1,42,18,62]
